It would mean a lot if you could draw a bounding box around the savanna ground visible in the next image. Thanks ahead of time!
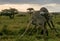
[0,13,60,41]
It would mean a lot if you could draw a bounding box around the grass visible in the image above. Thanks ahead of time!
[0,14,60,41]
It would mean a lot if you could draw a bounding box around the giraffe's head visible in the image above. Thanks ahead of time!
[39,7,49,15]
[40,7,48,12]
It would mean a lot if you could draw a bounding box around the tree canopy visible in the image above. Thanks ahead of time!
[0,8,19,19]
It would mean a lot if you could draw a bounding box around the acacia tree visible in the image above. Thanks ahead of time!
[1,8,19,19]
[9,8,19,18]
[27,8,34,15]
[1,9,11,16]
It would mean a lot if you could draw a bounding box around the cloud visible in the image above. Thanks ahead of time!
[0,3,60,12]
[41,3,57,7]
[41,3,60,12]
[0,4,41,12]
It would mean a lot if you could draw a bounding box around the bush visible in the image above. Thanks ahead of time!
[56,22,60,25]
[16,14,26,17]
[1,25,17,35]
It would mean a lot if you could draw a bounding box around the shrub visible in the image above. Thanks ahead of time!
[2,25,8,35]
[16,14,26,17]
[56,22,60,25]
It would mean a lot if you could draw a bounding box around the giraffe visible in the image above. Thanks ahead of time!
[20,7,58,41]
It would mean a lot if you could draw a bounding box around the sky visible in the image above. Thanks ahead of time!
[0,0,60,12]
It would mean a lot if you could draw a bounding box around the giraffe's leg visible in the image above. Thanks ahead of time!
[47,21,52,30]
[33,24,37,32]
[41,22,48,36]
[43,30,48,41]
[47,20,57,34]
[50,20,58,33]
[36,25,40,35]
[28,24,37,35]
[50,21,55,27]
[41,29,48,36]
[43,22,48,41]
[20,20,32,38]
[44,22,48,36]
[40,29,44,35]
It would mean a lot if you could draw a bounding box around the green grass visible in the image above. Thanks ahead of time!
[0,14,60,41]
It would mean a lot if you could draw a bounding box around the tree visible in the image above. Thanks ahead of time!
[27,8,34,15]
[9,8,19,18]
[1,8,19,19]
